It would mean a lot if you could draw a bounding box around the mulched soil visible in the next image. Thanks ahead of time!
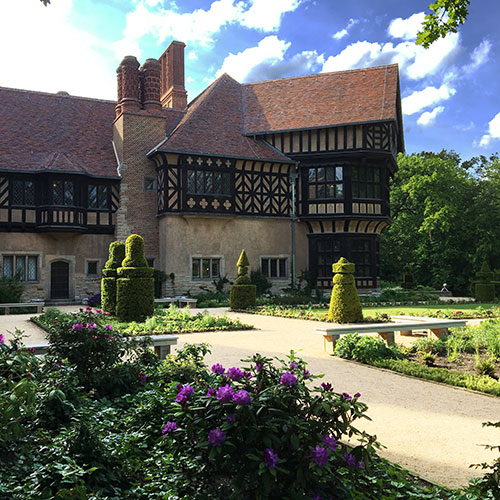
[408,351,500,379]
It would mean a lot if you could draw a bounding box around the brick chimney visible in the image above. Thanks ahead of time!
[116,55,141,117]
[159,41,187,110]
[140,58,162,112]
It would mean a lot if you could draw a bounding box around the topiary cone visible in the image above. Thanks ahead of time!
[230,249,256,309]
[327,257,363,324]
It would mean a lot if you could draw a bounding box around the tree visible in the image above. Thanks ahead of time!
[417,0,471,48]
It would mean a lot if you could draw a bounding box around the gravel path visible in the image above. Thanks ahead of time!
[2,306,500,489]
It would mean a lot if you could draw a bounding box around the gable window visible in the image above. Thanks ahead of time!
[52,180,74,205]
[261,257,288,279]
[12,180,35,206]
[192,257,221,279]
[2,255,38,282]
[187,170,231,196]
[352,167,381,199]
[308,166,343,199]
[88,185,108,209]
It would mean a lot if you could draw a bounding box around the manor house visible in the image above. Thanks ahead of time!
[0,41,404,301]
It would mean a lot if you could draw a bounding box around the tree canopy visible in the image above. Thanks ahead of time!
[417,0,471,48]
[380,151,500,294]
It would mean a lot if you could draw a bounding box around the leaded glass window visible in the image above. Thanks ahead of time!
[2,255,38,282]
[12,180,35,206]
[187,170,231,195]
[308,166,343,199]
[351,239,371,277]
[352,167,381,199]
[192,257,221,279]
[261,257,288,279]
[52,180,74,205]
[88,185,108,209]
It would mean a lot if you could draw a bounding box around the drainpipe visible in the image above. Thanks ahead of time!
[289,170,299,290]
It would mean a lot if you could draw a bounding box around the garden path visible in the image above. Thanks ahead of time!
[1,306,499,489]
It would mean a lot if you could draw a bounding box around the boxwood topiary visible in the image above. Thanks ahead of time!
[474,261,495,302]
[327,257,363,324]
[101,241,125,314]
[116,234,154,322]
[230,250,256,309]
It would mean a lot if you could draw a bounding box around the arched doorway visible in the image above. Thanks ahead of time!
[50,261,69,299]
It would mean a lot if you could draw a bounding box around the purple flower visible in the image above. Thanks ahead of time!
[322,434,337,451]
[263,448,278,468]
[254,361,263,372]
[226,413,236,424]
[312,495,324,500]
[211,363,225,375]
[244,371,252,379]
[86,323,97,330]
[162,421,178,434]
[175,384,194,404]
[206,387,216,397]
[139,373,147,382]
[343,452,356,467]
[342,392,352,400]
[357,460,364,469]
[290,361,298,369]
[321,382,332,392]
[232,389,252,405]
[216,384,234,403]
[310,446,329,467]
[227,367,244,381]
[105,324,113,330]
[0,334,5,344]
[208,428,226,446]
[303,369,311,380]
[72,323,84,331]
[280,371,297,387]
[354,392,361,398]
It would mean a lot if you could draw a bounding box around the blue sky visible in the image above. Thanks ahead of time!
[1,0,499,160]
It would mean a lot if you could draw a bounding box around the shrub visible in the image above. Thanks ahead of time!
[101,241,125,314]
[230,250,256,310]
[475,358,496,377]
[413,337,446,356]
[0,275,23,303]
[116,234,154,322]
[475,262,496,302]
[419,351,436,366]
[401,264,415,290]
[250,269,272,296]
[334,333,400,363]
[327,258,363,323]
[159,349,373,499]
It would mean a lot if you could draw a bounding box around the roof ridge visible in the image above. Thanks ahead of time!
[0,85,116,104]
[243,63,399,87]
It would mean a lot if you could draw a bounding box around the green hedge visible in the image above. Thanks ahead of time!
[101,276,117,315]
[121,234,148,268]
[230,285,256,310]
[475,283,495,302]
[117,267,154,278]
[372,358,500,397]
[116,277,154,322]
[328,258,363,323]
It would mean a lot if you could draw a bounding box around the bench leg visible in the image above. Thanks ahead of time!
[154,345,172,360]
[4,307,9,315]
[429,328,448,340]
[378,331,395,346]
[37,306,43,313]
[324,335,340,354]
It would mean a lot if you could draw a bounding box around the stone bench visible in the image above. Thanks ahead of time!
[317,316,467,353]
[26,334,178,360]
[155,297,197,308]
[0,302,45,314]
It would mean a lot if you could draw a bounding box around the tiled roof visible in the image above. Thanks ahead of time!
[156,64,401,161]
[0,87,119,177]
[154,74,292,163]
[242,64,400,134]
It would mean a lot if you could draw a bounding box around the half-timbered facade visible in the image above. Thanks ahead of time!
[0,40,403,301]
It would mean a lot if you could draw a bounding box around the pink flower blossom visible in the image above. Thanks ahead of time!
[72,323,84,331]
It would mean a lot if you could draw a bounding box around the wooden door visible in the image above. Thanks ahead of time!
[50,261,69,299]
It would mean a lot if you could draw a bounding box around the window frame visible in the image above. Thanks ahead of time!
[191,255,223,280]
[86,260,99,277]
[2,254,39,282]
[11,179,35,206]
[144,177,156,192]
[307,165,344,201]
[88,184,109,210]
[260,256,289,280]
[186,169,232,196]
[351,166,382,200]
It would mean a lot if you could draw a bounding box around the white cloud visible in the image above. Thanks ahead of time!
[322,32,459,80]
[186,76,194,83]
[463,39,491,73]
[417,106,445,126]
[402,84,456,115]
[478,112,500,147]
[332,18,358,40]
[187,51,198,61]
[115,0,303,58]
[0,0,117,99]
[388,12,425,41]
[216,36,323,82]
[238,0,302,31]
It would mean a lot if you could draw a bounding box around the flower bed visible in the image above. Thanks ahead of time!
[34,305,253,335]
